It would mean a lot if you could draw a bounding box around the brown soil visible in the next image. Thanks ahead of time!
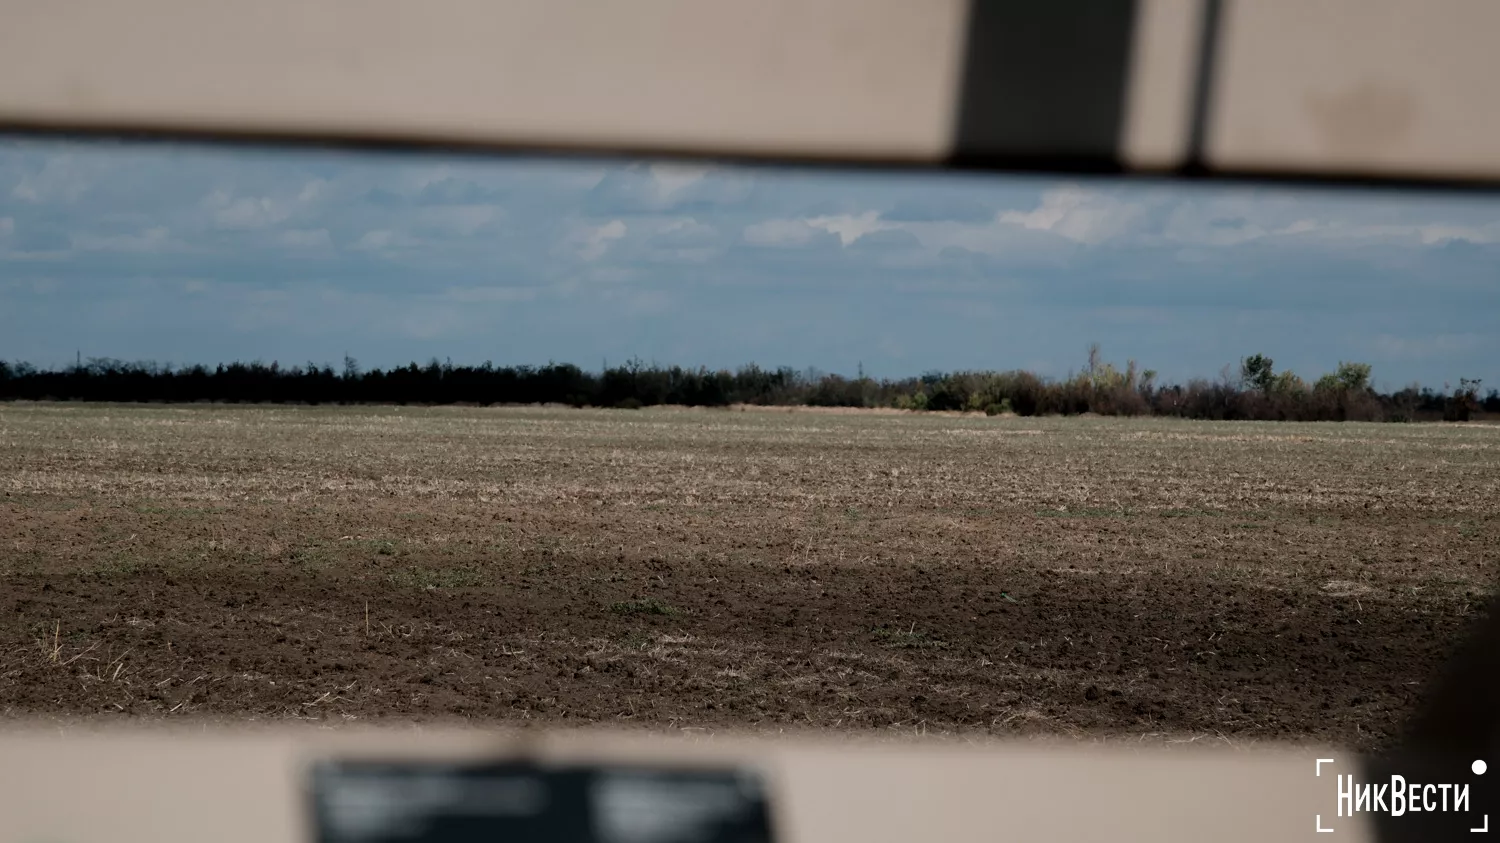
[2,404,1495,750]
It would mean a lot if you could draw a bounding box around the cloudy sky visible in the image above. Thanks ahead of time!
[1,136,1496,390]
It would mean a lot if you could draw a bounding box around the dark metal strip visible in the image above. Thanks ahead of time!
[949,0,1141,170]
[1182,0,1224,174]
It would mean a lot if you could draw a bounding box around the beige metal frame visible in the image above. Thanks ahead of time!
[0,726,1373,842]
[2,0,1498,183]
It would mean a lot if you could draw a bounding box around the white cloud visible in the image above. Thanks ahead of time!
[356,230,394,249]
[1367,333,1490,359]
[999,186,1147,245]
[0,276,61,295]
[567,167,610,191]
[601,287,672,317]
[575,219,627,261]
[743,218,822,247]
[1248,218,1496,247]
[860,187,1157,257]
[296,179,327,204]
[1414,223,1499,245]
[1157,191,1500,247]
[73,227,180,253]
[354,229,421,251]
[589,162,751,213]
[659,218,712,238]
[805,211,893,246]
[745,211,897,248]
[440,286,540,304]
[899,218,1064,258]
[1160,206,1272,247]
[279,229,332,248]
[645,218,720,262]
[204,180,326,230]
[9,155,93,203]
[417,204,500,235]
[206,191,293,230]
[649,164,710,199]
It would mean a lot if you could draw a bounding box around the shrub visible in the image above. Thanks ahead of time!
[1445,378,1482,422]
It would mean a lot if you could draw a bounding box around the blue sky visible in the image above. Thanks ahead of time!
[1,136,1496,390]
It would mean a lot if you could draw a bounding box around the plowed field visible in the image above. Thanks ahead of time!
[3,404,1496,750]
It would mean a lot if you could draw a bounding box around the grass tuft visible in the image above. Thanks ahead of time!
[610,598,678,617]
[872,624,946,649]
[386,565,485,589]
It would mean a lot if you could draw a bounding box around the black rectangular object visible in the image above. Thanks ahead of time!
[307,758,777,843]
[952,0,1140,168]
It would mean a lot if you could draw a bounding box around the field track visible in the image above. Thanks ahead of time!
[2,403,1496,749]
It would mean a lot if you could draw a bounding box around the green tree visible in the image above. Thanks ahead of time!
[1335,361,1372,392]
[1314,361,1372,394]
[1270,370,1306,395]
[1240,354,1275,393]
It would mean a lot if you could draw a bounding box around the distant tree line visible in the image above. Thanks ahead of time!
[0,347,1494,422]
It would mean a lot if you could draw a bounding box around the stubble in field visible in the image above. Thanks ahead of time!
[1,403,1495,749]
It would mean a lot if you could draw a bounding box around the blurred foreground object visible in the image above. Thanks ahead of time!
[0,727,1361,842]
[2,0,1500,186]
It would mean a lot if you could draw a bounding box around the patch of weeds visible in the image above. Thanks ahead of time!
[13,498,82,512]
[643,503,668,512]
[872,624,946,649]
[610,598,678,617]
[88,556,149,579]
[1037,507,1131,519]
[1203,564,1258,583]
[1159,508,1222,518]
[387,565,486,590]
[348,538,400,556]
[531,536,563,556]
[844,506,865,522]
[523,560,558,577]
[292,546,332,572]
[620,630,654,650]
[1424,575,1477,590]
[134,505,227,517]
